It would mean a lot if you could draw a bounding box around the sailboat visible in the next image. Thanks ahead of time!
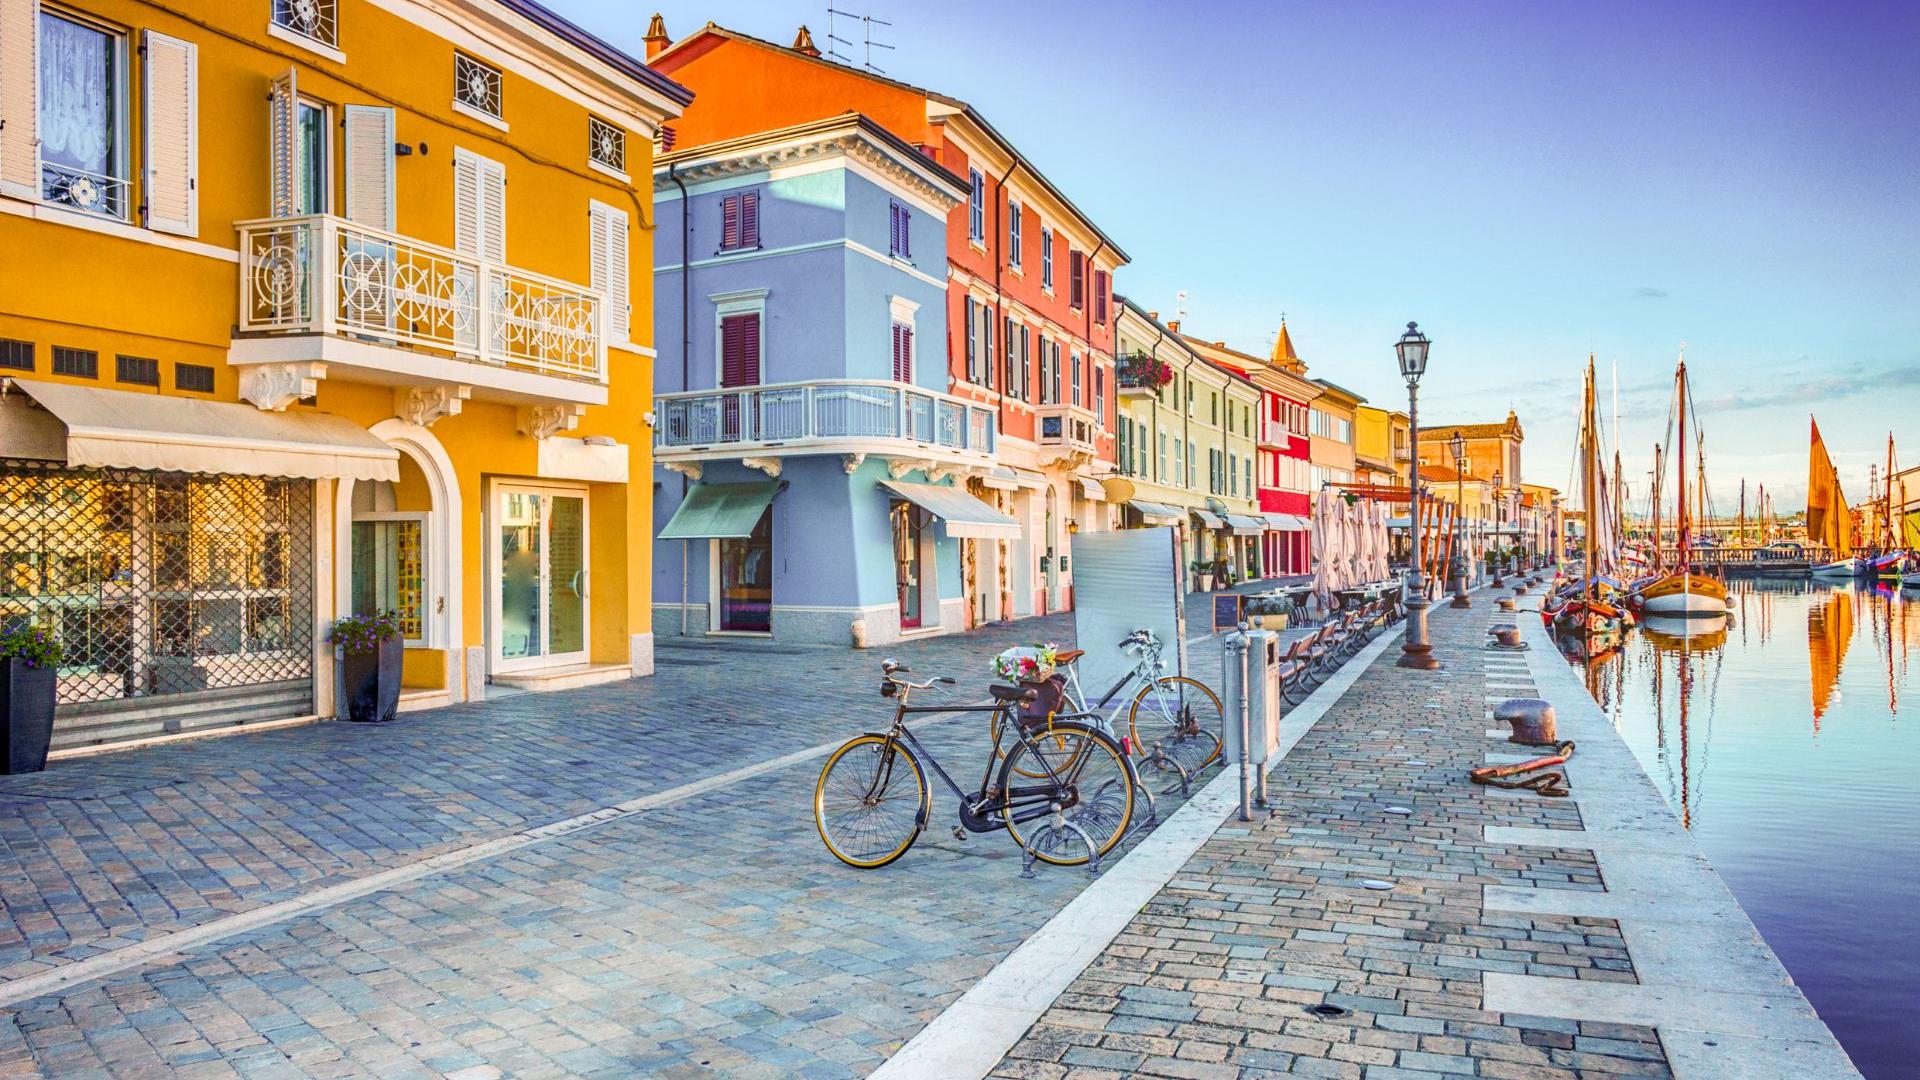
[1872,434,1907,583]
[1546,356,1625,651]
[1638,356,1730,617]
[1807,417,1861,578]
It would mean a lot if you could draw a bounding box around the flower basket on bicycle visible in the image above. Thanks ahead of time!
[992,646,1069,729]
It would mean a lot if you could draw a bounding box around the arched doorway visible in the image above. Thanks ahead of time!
[332,420,463,702]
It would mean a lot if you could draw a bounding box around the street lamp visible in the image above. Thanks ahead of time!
[1449,431,1471,608]
[1393,322,1438,670]
[1491,469,1505,585]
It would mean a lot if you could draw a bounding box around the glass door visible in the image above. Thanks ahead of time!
[716,508,772,632]
[493,485,588,671]
[892,501,923,629]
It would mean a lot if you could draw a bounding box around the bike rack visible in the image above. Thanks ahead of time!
[1020,809,1102,879]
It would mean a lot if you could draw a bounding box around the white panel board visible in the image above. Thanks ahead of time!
[1070,527,1185,702]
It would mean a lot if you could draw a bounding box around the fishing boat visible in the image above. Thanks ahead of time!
[1871,435,1908,582]
[1638,356,1730,617]
[1549,356,1626,650]
[1807,416,1862,578]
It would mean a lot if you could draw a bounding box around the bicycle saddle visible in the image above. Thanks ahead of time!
[988,683,1039,703]
[1054,648,1085,664]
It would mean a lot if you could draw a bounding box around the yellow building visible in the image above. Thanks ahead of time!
[1354,404,1410,488]
[0,0,686,749]
[1307,379,1363,488]
[1108,300,1263,586]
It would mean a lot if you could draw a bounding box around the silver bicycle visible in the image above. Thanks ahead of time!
[1054,629,1223,796]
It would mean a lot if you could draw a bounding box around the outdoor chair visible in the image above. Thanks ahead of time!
[1276,636,1314,706]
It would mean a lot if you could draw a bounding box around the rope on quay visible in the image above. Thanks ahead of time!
[1470,741,1576,797]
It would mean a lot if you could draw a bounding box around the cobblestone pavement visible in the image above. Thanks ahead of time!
[0,582,1285,1078]
[989,592,1677,1080]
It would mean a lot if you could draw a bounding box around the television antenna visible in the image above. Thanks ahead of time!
[826,5,894,73]
[1175,289,1189,321]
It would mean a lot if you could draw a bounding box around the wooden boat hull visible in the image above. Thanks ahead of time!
[1637,572,1729,616]
[1810,558,1863,579]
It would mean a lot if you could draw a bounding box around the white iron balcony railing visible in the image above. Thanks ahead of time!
[655,380,997,459]
[1036,402,1098,454]
[236,215,606,383]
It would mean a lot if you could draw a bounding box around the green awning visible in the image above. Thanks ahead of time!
[880,479,1021,539]
[658,481,780,539]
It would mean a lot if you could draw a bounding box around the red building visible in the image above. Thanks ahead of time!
[1183,325,1320,576]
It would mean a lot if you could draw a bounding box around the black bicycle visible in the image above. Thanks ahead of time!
[813,660,1137,871]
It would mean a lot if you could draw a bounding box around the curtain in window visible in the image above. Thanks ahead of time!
[39,14,113,177]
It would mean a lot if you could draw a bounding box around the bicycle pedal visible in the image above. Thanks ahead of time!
[950,827,969,842]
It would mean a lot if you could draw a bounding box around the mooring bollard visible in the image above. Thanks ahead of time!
[1494,697,1557,744]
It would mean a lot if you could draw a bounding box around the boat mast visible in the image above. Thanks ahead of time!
[1887,433,1898,550]
[1739,478,1747,547]
[1676,359,1690,574]
[1651,443,1663,573]
[1585,357,1599,603]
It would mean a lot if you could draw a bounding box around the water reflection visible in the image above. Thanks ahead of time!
[1561,577,1919,1078]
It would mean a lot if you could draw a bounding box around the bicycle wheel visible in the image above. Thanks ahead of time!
[1128,675,1224,771]
[815,734,928,869]
[991,709,1092,779]
[1000,723,1135,866]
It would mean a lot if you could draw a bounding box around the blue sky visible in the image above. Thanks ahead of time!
[568,0,1919,509]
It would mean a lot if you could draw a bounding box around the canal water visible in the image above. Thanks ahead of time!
[1563,578,1917,1078]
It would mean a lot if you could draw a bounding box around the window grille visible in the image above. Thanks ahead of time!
[454,54,503,119]
[588,116,625,174]
[116,355,160,386]
[272,0,337,46]
[176,363,215,392]
[0,340,31,371]
[52,347,98,378]
[0,461,315,736]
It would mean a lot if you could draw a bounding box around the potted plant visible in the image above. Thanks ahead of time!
[1,624,60,774]
[331,611,403,723]
[1191,558,1214,593]
[1244,595,1295,631]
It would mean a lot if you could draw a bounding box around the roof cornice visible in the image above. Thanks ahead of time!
[656,115,968,208]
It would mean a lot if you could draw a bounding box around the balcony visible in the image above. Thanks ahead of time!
[1036,402,1099,466]
[230,216,607,416]
[654,379,997,478]
[1115,353,1172,399]
[1257,416,1289,449]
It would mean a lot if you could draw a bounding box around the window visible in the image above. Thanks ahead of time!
[1173,440,1184,488]
[272,0,337,47]
[968,169,984,241]
[1158,432,1168,481]
[891,321,913,383]
[888,200,911,258]
[1069,251,1084,308]
[52,347,97,378]
[1095,365,1105,424]
[980,300,995,389]
[1004,317,1018,395]
[1038,335,1053,404]
[1007,201,1022,269]
[1094,270,1109,323]
[294,100,329,214]
[1070,350,1081,406]
[452,147,506,263]
[453,53,503,121]
[588,200,631,342]
[352,514,425,645]
[720,192,760,251]
[115,354,159,386]
[1020,326,1031,400]
[588,116,626,175]
[1188,444,1197,489]
[175,363,215,392]
[1211,393,1219,426]
[37,10,127,220]
[1117,418,1130,476]
[1136,420,1149,476]
[1040,227,1054,290]
[1227,450,1236,495]
[0,340,33,372]
[964,297,979,384]
[719,311,762,387]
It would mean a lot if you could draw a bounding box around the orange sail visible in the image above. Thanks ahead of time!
[1808,589,1854,725]
[1807,418,1854,557]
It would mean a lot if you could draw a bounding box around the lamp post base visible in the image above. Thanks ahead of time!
[1450,593,1472,609]
[1396,641,1441,670]
[1397,592,1441,670]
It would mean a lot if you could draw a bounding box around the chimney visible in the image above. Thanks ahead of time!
[1167,320,1180,334]
[1147,311,1159,321]
[644,13,670,60]
[792,25,821,57]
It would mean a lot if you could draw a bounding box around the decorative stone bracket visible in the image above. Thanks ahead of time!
[239,361,327,411]
[516,404,586,440]
[394,384,471,427]
[662,461,703,481]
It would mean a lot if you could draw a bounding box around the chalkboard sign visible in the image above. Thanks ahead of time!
[1213,593,1243,633]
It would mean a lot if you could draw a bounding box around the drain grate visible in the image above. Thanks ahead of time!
[1307,1003,1351,1019]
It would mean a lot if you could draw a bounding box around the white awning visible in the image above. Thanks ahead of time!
[1077,476,1106,501]
[881,479,1021,539]
[1128,499,1183,524]
[978,465,1021,491]
[1224,513,1265,536]
[1,378,399,482]
[1008,466,1049,490]
[1191,509,1226,529]
[1264,513,1310,532]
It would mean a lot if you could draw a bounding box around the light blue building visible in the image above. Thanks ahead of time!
[651,114,1013,645]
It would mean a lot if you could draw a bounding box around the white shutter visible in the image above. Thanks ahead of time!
[0,0,39,199]
[452,147,479,255]
[343,105,395,231]
[452,147,504,262]
[142,30,197,236]
[478,155,505,263]
[268,68,300,217]
[588,200,629,344]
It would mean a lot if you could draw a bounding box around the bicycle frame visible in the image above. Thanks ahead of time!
[875,694,1096,834]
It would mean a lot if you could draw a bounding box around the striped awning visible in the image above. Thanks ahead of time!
[1191,509,1226,529]
[1264,513,1311,532]
[1224,513,1265,536]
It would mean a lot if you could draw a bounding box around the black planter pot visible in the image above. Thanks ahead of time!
[2,657,57,775]
[341,635,403,723]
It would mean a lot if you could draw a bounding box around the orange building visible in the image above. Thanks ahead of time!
[645,18,1128,623]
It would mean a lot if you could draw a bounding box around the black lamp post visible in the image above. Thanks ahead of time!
[1394,322,1438,670]
[1491,468,1505,585]
[1449,431,1471,608]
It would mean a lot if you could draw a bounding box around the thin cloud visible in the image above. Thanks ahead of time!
[1631,287,1669,300]
[1694,365,1920,412]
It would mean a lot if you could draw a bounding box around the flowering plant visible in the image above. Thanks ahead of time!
[0,624,62,669]
[328,611,401,655]
[992,644,1059,683]
[1116,352,1175,390]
